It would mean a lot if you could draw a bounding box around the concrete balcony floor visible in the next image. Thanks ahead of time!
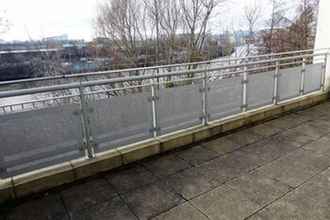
[1,102,330,220]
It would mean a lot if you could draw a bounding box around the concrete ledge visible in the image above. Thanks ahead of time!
[0,179,15,204]
[71,149,122,180]
[158,129,195,153]
[118,139,160,164]
[1,91,328,203]
[13,162,74,198]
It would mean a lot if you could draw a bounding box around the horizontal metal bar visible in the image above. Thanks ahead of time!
[0,48,328,86]
[0,51,328,99]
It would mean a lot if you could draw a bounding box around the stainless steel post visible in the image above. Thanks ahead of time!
[78,86,95,159]
[300,58,306,95]
[273,61,280,104]
[321,54,328,91]
[201,69,209,126]
[242,59,248,112]
[150,69,159,137]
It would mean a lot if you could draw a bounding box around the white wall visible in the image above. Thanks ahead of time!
[314,0,330,89]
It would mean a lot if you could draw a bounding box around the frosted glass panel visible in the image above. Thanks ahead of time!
[247,71,275,109]
[278,66,301,101]
[157,84,202,134]
[304,63,322,94]
[89,91,153,152]
[208,76,243,121]
[0,104,83,178]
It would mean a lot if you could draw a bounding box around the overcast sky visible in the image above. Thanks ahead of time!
[0,0,298,42]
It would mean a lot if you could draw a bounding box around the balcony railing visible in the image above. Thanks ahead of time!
[0,49,328,178]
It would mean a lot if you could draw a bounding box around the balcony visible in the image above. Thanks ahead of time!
[0,49,330,219]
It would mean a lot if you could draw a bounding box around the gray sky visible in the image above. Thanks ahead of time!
[0,0,298,42]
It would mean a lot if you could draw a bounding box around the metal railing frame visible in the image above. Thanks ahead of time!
[0,50,329,172]
[0,48,329,87]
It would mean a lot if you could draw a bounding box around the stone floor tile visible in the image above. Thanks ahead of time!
[122,181,184,220]
[255,158,318,188]
[220,151,261,172]
[292,171,330,201]
[226,129,263,147]
[61,178,117,212]
[196,151,261,187]
[151,202,208,220]
[278,149,330,172]
[296,107,328,120]
[6,194,68,220]
[303,136,330,156]
[201,137,241,155]
[106,164,158,194]
[191,185,261,220]
[69,196,138,220]
[164,167,217,200]
[141,154,191,178]
[195,157,235,186]
[249,124,282,137]
[226,171,291,206]
[309,119,330,132]
[264,114,308,130]
[250,182,330,220]
[290,122,329,139]
[274,129,316,148]
[176,145,219,166]
[241,138,298,166]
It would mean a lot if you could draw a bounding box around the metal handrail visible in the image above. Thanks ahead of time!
[0,48,328,87]
[0,52,327,99]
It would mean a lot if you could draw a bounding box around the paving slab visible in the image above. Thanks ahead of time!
[226,129,263,147]
[61,178,117,212]
[141,154,191,178]
[121,181,184,220]
[163,167,217,200]
[295,106,329,119]
[69,196,138,220]
[191,185,261,220]
[274,129,316,148]
[289,122,330,139]
[248,124,282,137]
[277,148,330,172]
[6,194,68,220]
[264,114,308,130]
[105,164,158,194]
[195,151,261,187]
[241,137,299,166]
[151,202,208,220]
[226,171,291,206]
[249,171,330,220]
[255,154,319,188]
[201,136,241,155]
[176,145,219,166]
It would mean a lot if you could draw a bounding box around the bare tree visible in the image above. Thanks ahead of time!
[243,2,261,55]
[143,0,162,66]
[159,0,181,64]
[264,0,287,53]
[96,0,148,68]
[180,0,225,63]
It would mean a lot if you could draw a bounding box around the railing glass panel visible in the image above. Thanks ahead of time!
[0,102,83,178]
[157,82,203,134]
[247,71,275,109]
[304,63,323,94]
[208,76,243,121]
[278,66,302,101]
[88,90,153,152]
